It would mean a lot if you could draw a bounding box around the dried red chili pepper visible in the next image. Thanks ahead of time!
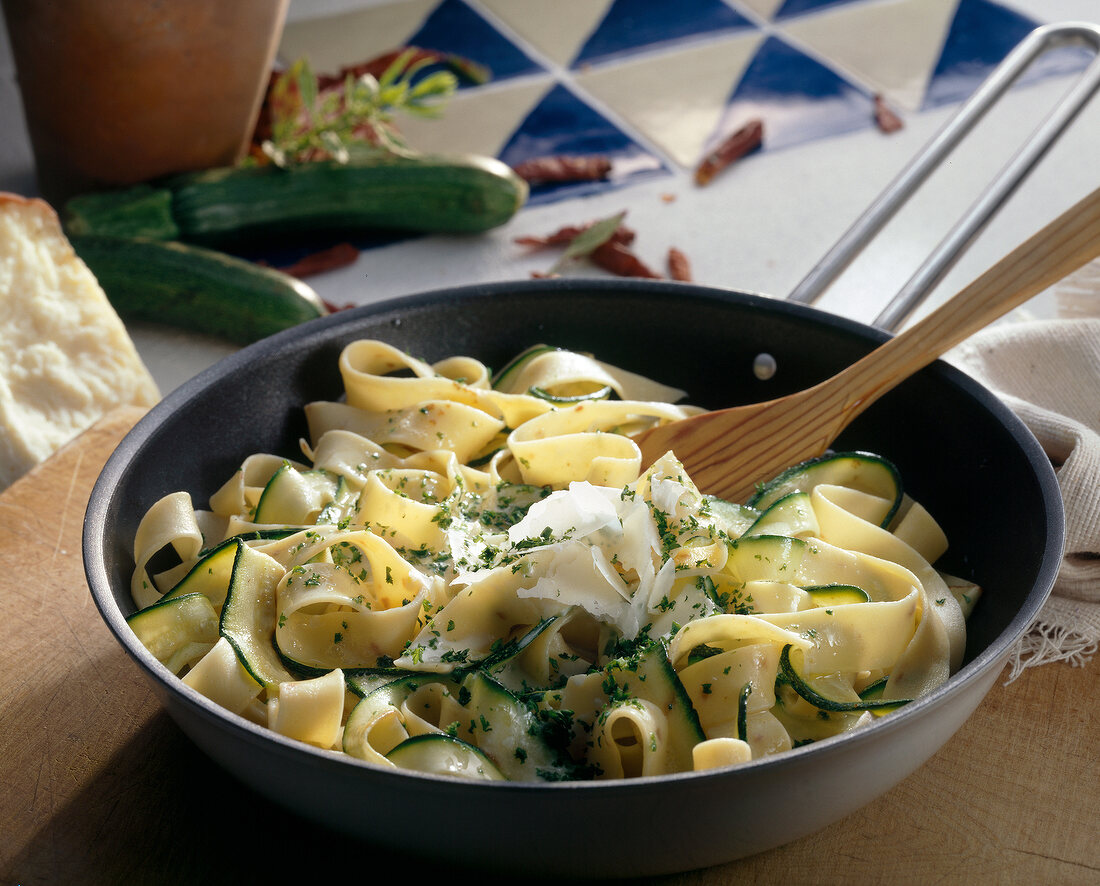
[591,240,662,279]
[515,222,635,250]
[517,211,663,278]
[694,118,764,186]
[264,242,360,279]
[873,95,904,133]
[667,247,692,282]
[511,155,613,184]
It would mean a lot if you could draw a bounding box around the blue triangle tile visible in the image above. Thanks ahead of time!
[773,0,864,20]
[408,0,544,85]
[498,83,669,205]
[923,0,1093,109]
[711,35,875,153]
[571,0,756,68]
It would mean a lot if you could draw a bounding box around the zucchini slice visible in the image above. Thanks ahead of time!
[345,668,406,699]
[161,537,240,608]
[702,495,759,538]
[528,384,613,404]
[344,668,572,781]
[598,642,706,774]
[458,670,574,782]
[343,672,462,761]
[385,734,507,781]
[491,344,558,390]
[477,620,559,674]
[316,475,358,526]
[859,677,891,702]
[725,535,807,583]
[219,542,296,690]
[253,464,340,525]
[742,491,818,539]
[127,592,219,675]
[778,645,910,715]
[737,683,752,743]
[803,584,871,607]
[748,452,902,526]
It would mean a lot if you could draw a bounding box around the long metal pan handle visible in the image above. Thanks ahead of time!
[785,21,1100,331]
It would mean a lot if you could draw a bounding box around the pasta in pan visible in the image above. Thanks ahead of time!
[128,341,979,781]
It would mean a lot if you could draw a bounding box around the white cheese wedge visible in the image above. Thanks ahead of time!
[0,192,160,489]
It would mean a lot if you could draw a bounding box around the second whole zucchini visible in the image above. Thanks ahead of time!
[70,235,328,345]
[64,153,529,247]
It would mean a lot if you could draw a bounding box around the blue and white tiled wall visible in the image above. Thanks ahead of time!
[280,0,1093,205]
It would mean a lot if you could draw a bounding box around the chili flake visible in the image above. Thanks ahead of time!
[694,119,764,186]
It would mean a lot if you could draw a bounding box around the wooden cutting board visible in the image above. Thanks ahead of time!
[1,409,1097,885]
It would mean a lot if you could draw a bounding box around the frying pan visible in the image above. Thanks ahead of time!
[83,278,1062,877]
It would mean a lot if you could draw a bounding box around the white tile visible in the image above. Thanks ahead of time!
[574,32,765,167]
[278,0,440,71]
[478,0,615,67]
[736,0,788,21]
[393,78,553,156]
[780,0,959,111]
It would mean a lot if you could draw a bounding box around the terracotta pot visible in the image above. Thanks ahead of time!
[2,0,288,205]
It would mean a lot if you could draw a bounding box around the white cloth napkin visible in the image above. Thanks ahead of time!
[948,315,1100,679]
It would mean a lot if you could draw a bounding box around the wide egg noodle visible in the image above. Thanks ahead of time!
[309,399,505,463]
[678,643,781,734]
[496,346,689,405]
[503,606,601,689]
[132,491,204,609]
[250,526,341,568]
[737,533,924,678]
[208,453,302,519]
[693,736,753,770]
[890,498,949,563]
[590,698,670,779]
[667,615,813,671]
[810,483,964,695]
[268,668,346,749]
[303,424,400,479]
[182,635,262,715]
[275,530,441,669]
[397,551,571,672]
[339,340,489,411]
[507,401,696,489]
[401,682,468,739]
[354,468,451,551]
[339,338,549,429]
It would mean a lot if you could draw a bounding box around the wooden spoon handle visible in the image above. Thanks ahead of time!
[824,184,1100,426]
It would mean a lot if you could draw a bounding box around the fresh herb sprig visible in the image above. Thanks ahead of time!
[260,49,461,167]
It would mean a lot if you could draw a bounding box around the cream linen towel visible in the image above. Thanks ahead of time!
[948,317,1100,679]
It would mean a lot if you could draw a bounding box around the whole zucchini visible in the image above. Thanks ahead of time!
[64,183,179,240]
[70,234,328,345]
[64,153,528,247]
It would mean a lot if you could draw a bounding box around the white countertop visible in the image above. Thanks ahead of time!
[2,0,1097,395]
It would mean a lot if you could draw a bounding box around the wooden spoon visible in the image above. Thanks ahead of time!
[635,184,1100,502]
